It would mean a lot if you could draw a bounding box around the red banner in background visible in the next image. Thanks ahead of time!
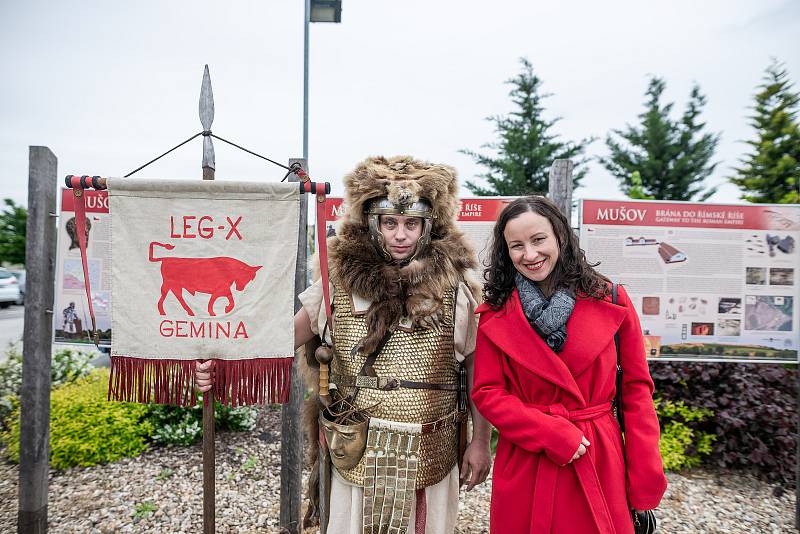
[324,197,514,223]
[61,189,109,213]
[581,199,799,231]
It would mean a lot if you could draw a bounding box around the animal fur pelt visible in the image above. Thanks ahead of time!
[330,225,476,354]
[300,341,322,528]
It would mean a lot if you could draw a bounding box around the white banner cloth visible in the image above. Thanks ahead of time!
[107,178,299,405]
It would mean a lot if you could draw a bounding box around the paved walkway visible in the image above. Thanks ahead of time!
[0,305,23,361]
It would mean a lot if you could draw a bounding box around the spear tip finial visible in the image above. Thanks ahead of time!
[200,65,215,130]
[200,65,215,175]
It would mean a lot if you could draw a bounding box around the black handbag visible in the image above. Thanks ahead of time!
[612,284,658,534]
[632,509,657,534]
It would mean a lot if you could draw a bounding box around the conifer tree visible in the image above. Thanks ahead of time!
[462,59,592,196]
[0,199,27,266]
[600,77,720,201]
[730,60,800,204]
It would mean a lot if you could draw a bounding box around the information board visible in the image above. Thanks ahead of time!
[53,188,112,347]
[580,199,800,363]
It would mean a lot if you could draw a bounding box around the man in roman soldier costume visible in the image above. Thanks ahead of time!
[198,155,491,533]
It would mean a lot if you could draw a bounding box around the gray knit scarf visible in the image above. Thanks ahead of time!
[515,271,576,353]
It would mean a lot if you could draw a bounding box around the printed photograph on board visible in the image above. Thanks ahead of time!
[769,268,794,286]
[745,295,794,332]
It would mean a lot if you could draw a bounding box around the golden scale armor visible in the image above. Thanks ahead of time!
[329,282,461,489]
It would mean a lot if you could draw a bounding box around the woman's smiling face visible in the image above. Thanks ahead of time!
[503,210,560,286]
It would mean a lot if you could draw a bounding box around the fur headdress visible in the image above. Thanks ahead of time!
[341,155,460,238]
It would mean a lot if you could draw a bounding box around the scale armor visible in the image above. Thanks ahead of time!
[329,281,460,489]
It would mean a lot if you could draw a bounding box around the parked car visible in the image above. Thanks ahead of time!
[9,269,25,305]
[0,268,21,308]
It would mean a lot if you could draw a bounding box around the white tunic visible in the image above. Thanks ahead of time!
[299,280,477,534]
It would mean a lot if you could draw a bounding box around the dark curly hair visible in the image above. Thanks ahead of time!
[482,196,610,309]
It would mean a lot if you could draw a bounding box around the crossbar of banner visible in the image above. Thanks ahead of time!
[63,175,330,195]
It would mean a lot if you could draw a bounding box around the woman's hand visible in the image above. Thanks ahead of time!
[195,360,215,392]
[568,436,590,463]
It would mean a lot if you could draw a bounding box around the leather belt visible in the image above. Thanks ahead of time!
[331,373,460,391]
[421,410,466,434]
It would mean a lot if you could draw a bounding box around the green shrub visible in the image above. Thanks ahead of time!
[3,368,152,468]
[0,346,94,431]
[0,345,22,429]
[656,398,716,471]
[50,348,93,386]
[147,394,258,446]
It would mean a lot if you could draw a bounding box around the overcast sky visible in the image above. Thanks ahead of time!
[1,0,798,208]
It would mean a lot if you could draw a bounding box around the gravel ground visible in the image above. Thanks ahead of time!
[0,405,795,533]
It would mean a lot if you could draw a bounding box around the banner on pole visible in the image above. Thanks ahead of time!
[108,178,300,405]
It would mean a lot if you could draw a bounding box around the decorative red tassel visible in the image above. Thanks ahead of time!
[108,356,294,407]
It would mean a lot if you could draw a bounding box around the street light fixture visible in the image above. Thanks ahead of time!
[310,0,342,23]
[304,0,342,160]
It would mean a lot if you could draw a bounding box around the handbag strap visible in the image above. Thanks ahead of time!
[612,283,657,527]
[612,283,625,433]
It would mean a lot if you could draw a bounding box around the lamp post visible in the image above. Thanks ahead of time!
[304,0,342,160]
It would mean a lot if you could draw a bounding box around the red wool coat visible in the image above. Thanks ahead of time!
[472,285,667,534]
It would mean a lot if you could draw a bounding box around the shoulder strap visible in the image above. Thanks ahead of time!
[612,283,625,433]
[341,328,395,403]
[359,329,394,377]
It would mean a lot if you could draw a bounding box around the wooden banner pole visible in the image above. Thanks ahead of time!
[199,64,216,534]
[280,158,308,533]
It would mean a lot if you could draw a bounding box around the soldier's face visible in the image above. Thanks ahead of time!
[379,215,423,261]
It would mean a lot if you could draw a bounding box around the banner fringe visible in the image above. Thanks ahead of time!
[108,356,294,406]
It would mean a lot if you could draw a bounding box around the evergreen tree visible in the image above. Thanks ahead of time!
[730,60,800,203]
[462,58,592,196]
[600,77,720,201]
[0,199,27,266]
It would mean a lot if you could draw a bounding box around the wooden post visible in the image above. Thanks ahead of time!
[280,158,308,534]
[18,146,58,534]
[199,64,216,534]
[547,159,574,219]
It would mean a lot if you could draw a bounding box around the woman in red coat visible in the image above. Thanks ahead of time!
[471,197,666,533]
